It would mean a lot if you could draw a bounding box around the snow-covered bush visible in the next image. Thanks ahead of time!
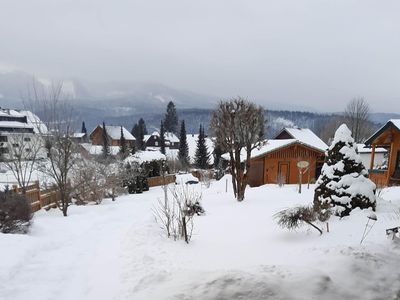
[154,185,204,243]
[71,158,107,205]
[0,191,33,233]
[314,124,376,217]
[122,161,149,194]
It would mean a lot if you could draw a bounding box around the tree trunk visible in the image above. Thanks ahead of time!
[229,151,237,197]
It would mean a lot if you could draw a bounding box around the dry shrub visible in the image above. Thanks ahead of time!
[0,191,33,233]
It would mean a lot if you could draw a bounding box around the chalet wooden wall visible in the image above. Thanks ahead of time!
[248,144,324,187]
[90,126,104,145]
[369,126,400,186]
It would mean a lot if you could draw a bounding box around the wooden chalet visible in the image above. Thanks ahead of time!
[144,131,180,149]
[90,125,136,148]
[364,119,400,186]
[247,128,327,186]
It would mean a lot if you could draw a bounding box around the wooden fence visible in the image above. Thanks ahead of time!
[147,174,176,187]
[12,174,176,213]
[12,181,59,212]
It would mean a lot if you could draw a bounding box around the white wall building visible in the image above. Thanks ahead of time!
[0,108,45,161]
[357,144,387,170]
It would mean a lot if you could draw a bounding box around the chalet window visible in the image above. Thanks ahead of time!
[12,143,19,148]
[24,137,31,142]
[0,136,7,142]
[155,141,158,146]
[25,148,31,153]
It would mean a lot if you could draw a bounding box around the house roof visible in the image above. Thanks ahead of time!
[0,109,24,118]
[222,134,327,162]
[91,125,135,141]
[222,139,297,162]
[275,127,328,152]
[73,132,86,138]
[0,121,34,130]
[144,131,179,143]
[165,132,179,143]
[364,119,400,145]
[124,150,166,164]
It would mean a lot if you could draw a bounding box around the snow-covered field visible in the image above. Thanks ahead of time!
[1,176,400,300]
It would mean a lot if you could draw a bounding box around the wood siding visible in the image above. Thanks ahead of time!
[369,126,400,186]
[248,143,324,187]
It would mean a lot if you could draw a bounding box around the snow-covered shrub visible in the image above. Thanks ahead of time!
[274,205,329,235]
[154,185,204,243]
[71,158,107,205]
[314,124,376,217]
[0,191,33,233]
[122,161,149,194]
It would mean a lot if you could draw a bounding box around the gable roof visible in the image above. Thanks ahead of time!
[275,127,328,152]
[144,131,179,143]
[222,139,298,162]
[364,119,400,145]
[91,125,135,141]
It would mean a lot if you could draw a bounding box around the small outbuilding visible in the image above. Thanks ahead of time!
[223,127,328,187]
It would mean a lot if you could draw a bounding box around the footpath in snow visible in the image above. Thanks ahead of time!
[1,175,400,300]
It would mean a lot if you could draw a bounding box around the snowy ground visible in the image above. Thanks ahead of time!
[1,176,400,300]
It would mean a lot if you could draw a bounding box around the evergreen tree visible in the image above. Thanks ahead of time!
[102,121,110,158]
[81,121,87,134]
[178,120,189,168]
[131,123,140,139]
[131,119,146,150]
[194,125,210,169]
[160,121,166,155]
[164,101,178,133]
[314,124,376,217]
[119,126,127,158]
[138,118,148,135]
[137,124,145,150]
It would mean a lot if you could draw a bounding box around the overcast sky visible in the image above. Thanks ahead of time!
[1,0,400,112]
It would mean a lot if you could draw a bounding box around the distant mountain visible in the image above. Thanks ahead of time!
[0,69,398,140]
[0,70,218,112]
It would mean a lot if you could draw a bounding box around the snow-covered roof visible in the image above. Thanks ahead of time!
[73,132,86,138]
[144,131,179,143]
[277,127,328,152]
[93,125,135,141]
[18,110,48,134]
[365,119,400,145]
[165,132,179,143]
[389,119,400,130]
[80,143,121,156]
[0,109,24,118]
[222,139,298,162]
[125,150,166,164]
[0,121,34,129]
[357,144,387,154]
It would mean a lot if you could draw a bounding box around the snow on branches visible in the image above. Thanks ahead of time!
[314,124,376,217]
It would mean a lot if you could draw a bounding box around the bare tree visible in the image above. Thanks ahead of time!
[210,97,265,201]
[28,80,78,216]
[319,115,346,144]
[344,97,373,143]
